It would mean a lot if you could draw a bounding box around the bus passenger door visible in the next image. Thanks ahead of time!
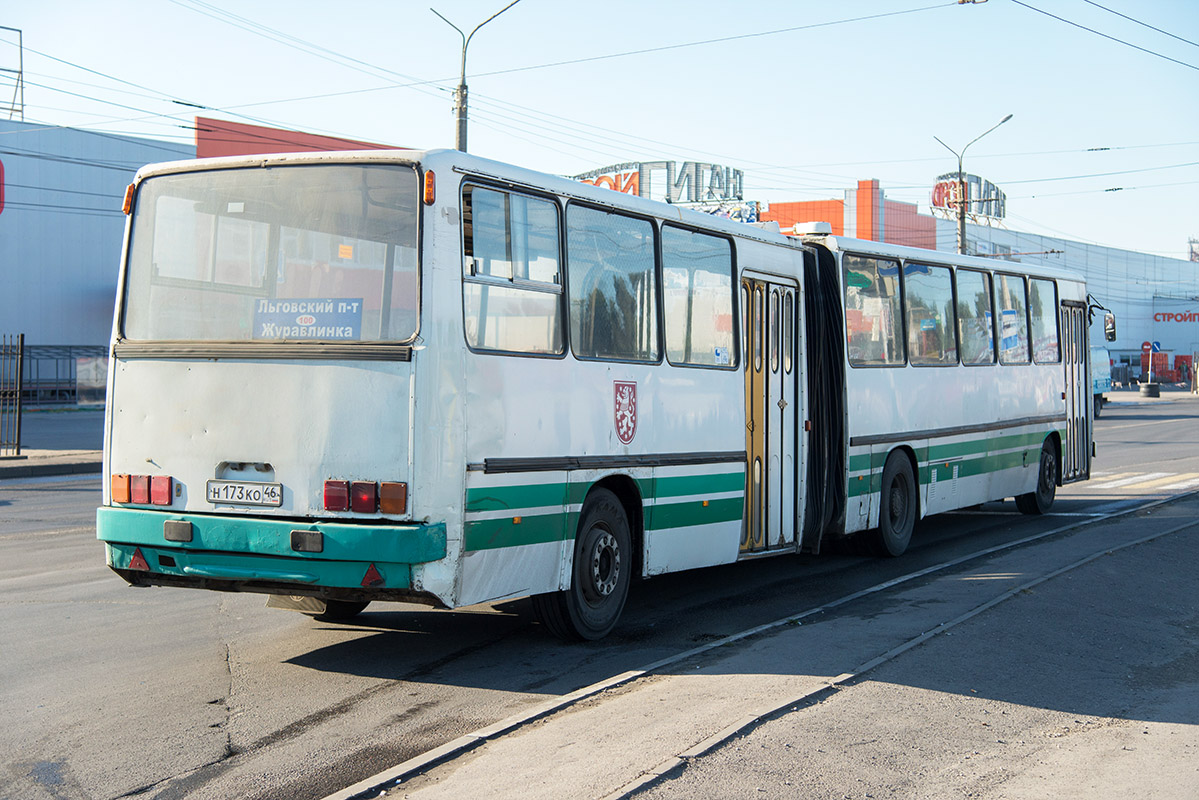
[1061,301,1091,482]
[741,276,799,554]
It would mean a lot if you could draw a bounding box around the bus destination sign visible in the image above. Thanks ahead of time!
[253,298,363,340]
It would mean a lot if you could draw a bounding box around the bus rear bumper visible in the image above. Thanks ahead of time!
[96,506,447,602]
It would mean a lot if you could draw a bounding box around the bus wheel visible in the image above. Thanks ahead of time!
[873,452,916,557]
[1093,395,1102,418]
[315,600,370,622]
[533,488,631,641]
[1016,440,1057,515]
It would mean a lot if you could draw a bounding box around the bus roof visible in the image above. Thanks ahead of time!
[130,148,1086,285]
[130,148,806,251]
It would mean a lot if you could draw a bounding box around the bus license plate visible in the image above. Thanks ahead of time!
[206,480,283,507]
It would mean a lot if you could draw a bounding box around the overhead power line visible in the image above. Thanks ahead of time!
[166,0,449,102]
[1080,0,1199,49]
[1001,160,1199,185]
[467,4,957,81]
[1011,0,1199,71]
[193,4,958,118]
[0,36,385,143]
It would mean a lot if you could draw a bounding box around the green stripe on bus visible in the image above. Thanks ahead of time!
[467,471,744,513]
[848,429,1054,475]
[648,496,744,531]
[464,513,566,552]
[466,482,568,513]
[654,471,745,498]
[847,442,1046,498]
[565,477,656,507]
[848,429,1055,472]
[463,471,746,552]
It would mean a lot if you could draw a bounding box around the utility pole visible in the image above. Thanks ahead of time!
[934,113,1012,255]
[431,0,522,152]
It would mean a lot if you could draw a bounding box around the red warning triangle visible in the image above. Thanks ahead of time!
[129,548,150,571]
[361,563,384,587]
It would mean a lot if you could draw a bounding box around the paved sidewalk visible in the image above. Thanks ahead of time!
[1104,383,1196,405]
[328,494,1199,800]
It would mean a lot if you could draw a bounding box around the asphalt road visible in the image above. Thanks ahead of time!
[1,395,1197,800]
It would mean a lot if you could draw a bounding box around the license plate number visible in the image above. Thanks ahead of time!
[206,480,283,507]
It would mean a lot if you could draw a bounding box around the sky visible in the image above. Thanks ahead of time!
[2,0,1196,259]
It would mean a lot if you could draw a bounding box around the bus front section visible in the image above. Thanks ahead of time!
[97,155,450,620]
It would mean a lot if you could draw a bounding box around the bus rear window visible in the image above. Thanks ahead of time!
[123,164,420,343]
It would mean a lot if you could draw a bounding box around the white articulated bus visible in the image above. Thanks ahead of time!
[97,149,1099,640]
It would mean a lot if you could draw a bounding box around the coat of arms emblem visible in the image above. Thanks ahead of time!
[614,381,637,445]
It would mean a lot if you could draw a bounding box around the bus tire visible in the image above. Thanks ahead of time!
[873,452,916,557]
[1016,439,1057,515]
[1093,395,1102,418]
[533,488,631,641]
[315,600,370,622]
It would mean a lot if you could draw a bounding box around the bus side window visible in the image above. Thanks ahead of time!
[462,185,563,355]
[1029,278,1060,363]
[996,274,1031,365]
[844,254,903,366]
[662,226,734,368]
[904,262,957,366]
[956,269,995,365]
[567,205,659,362]
[992,273,1031,364]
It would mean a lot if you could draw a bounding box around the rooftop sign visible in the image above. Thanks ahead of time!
[575,161,744,205]
[931,173,1006,221]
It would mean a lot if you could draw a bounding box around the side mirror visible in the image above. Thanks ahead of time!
[1104,312,1116,342]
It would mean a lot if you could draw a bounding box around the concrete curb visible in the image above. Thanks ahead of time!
[0,454,102,480]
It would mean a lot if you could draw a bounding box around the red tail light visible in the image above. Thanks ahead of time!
[324,480,350,511]
[131,475,151,504]
[113,474,175,505]
[151,476,173,505]
[325,480,408,514]
[351,481,377,513]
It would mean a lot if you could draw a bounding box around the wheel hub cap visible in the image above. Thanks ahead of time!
[590,532,620,597]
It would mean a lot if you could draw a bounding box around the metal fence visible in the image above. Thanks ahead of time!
[20,344,108,406]
[1,334,24,457]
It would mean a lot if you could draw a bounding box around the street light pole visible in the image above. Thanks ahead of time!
[431,0,522,153]
[934,113,1012,255]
